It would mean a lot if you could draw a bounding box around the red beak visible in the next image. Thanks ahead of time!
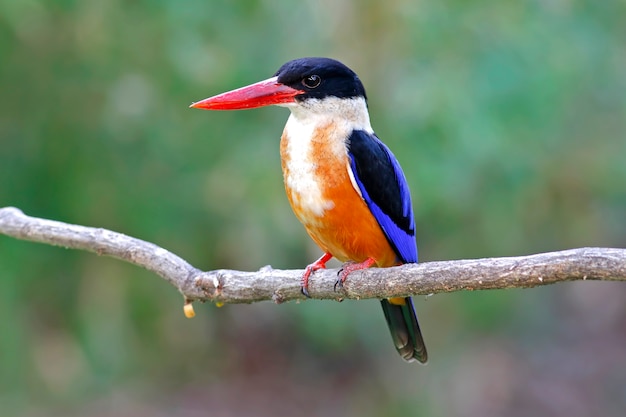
[189,76,304,110]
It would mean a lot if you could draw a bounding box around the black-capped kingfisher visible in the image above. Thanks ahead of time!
[190,57,427,363]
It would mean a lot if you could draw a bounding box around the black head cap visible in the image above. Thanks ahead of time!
[274,57,367,101]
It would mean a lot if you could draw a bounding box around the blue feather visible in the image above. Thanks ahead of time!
[347,130,418,263]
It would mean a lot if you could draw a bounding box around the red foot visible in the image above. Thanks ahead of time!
[335,257,376,291]
[301,252,333,297]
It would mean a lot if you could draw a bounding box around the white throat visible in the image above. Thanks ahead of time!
[282,96,373,133]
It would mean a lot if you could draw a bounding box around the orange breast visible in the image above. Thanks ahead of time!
[280,122,398,268]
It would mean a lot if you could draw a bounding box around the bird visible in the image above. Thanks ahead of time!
[190,57,427,363]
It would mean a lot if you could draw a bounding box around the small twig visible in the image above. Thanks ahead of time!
[1,206,625,307]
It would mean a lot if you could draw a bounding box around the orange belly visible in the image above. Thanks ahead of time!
[302,196,399,268]
[280,124,398,268]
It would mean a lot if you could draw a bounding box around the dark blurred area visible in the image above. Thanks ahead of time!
[1,1,625,416]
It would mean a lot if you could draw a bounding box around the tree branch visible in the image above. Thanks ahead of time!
[1,206,625,308]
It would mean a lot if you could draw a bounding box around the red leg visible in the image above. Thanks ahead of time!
[301,252,333,297]
[335,257,376,291]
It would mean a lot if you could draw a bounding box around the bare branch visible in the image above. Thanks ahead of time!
[1,206,625,306]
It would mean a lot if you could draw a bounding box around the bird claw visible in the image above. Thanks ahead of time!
[334,267,348,291]
[334,258,376,292]
[301,266,314,298]
[300,252,333,298]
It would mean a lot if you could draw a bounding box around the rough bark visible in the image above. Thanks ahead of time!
[1,206,624,306]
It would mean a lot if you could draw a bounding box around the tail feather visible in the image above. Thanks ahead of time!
[380,297,428,363]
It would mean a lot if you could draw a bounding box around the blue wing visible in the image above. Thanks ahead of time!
[347,130,418,263]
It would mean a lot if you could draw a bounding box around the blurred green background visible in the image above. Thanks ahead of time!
[1,0,625,416]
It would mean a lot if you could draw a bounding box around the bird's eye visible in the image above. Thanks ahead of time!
[302,75,321,88]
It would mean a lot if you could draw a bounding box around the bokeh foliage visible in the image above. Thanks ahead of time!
[1,1,625,416]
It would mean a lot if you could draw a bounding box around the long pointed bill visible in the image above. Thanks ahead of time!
[189,76,304,110]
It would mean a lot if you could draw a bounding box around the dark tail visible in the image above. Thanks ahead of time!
[380,297,428,363]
